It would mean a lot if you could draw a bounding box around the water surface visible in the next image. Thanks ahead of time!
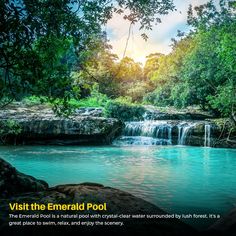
[1,145,235,228]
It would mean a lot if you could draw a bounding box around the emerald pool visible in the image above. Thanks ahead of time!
[1,145,236,228]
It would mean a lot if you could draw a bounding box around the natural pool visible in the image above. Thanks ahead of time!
[1,145,236,228]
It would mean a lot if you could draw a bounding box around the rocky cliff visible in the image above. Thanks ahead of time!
[0,104,123,145]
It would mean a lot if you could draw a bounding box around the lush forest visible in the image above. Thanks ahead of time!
[0,0,235,123]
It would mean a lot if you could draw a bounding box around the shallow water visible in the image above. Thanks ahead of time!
[1,145,236,228]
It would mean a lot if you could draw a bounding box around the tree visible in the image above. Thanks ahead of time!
[144,53,164,80]
[0,0,175,111]
[182,0,236,117]
[73,41,120,98]
[144,36,193,107]
[144,0,235,119]
[115,57,145,100]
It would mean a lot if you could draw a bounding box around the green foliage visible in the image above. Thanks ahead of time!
[69,84,109,108]
[143,36,193,107]
[78,53,150,101]
[105,97,145,121]
[114,57,148,101]
[116,57,143,83]
[144,53,164,80]
[126,81,151,102]
[0,120,22,144]
[207,82,235,117]
[1,0,234,122]
[143,87,173,106]
[144,0,236,120]
[69,98,104,108]
[0,0,174,113]
[74,49,120,98]
[112,96,133,105]
[22,96,48,106]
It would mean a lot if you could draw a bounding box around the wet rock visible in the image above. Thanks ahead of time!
[0,158,48,197]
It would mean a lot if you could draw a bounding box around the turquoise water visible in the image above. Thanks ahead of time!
[1,146,236,227]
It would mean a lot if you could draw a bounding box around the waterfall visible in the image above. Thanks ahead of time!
[178,126,181,144]
[204,124,211,147]
[178,125,193,145]
[168,126,172,145]
[124,121,173,140]
[114,120,199,146]
[120,121,174,145]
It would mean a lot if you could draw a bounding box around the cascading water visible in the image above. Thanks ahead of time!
[177,123,195,145]
[204,124,211,147]
[113,120,198,146]
[124,121,173,139]
[178,126,186,145]
[123,121,173,145]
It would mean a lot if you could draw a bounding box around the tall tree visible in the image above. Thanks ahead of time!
[0,0,175,111]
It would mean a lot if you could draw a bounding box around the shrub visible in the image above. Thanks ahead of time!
[22,96,48,106]
[105,97,145,121]
[143,87,174,107]
[0,120,22,144]
[69,84,110,108]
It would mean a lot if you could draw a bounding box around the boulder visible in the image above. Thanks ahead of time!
[0,158,48,197]
[208,207,236,236]
[0,159,195,236]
